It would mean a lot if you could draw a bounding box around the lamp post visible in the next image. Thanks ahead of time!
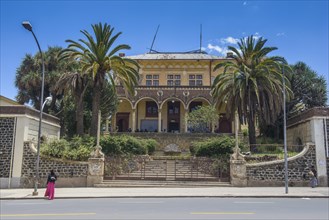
[22,21,45,196]
[282,66,289,194]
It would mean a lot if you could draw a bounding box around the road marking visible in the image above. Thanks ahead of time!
[4,202,50,205]
[0,212,96,217]
[191,212,255,215]
[119,201,164,204]
[234,201,274,204]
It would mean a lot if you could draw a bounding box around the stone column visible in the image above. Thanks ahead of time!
[184,109,188,133]
[132,109,136,133]
[158,109,162,132]
[87,111,105,186]
[112,113,117,132]
[87,157,104,187]
[230,155,247,187]
[230,111,247,187]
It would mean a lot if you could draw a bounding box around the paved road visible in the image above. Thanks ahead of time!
[1,198,328,219]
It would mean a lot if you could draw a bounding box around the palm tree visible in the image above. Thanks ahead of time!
[211,36,292,151]
[15,47,68,111]
[56,69,89,136]
[59,23,139,137]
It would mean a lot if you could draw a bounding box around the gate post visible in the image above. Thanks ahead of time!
[87,110,105,187]
[230,148,247,187]
[87,156,104,187]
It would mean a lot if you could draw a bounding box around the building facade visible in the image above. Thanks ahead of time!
[112,51,235,134]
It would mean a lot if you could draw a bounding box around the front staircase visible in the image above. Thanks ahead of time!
[94,180,231,187]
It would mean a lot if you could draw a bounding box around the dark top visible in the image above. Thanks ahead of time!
[311,168,317,177]
[47,174,57,184]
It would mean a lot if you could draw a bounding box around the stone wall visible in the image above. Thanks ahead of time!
[0,117,15,178]
[21,142,88,188]
[246,144,316,187]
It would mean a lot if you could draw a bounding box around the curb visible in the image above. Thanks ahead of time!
[1,195,328,200]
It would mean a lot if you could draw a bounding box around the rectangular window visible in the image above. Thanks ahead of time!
[146,101,158,117]
[175,80,181,86]
[168,74,181,86]
[189,80,196,86]
[189,74,202,86]
[146,80,152,86]
[145,74,159,86]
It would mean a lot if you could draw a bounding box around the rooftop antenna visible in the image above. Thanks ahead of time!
[149,25,160,53]
[199,24,202,53]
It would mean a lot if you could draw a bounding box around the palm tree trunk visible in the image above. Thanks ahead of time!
[76,97,84,136]
[247,86,257,152]
[90,81,101,137]
[247,112,257,152]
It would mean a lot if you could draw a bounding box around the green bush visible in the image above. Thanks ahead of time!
[100,135,151,156]
[189,144,198,156]
[100,136,122,155]
[40,136,95,161]
[40,139,69,158]
[143,139,158,155]
[193,136,234,158]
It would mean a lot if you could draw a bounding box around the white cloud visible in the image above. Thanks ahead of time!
[253,32,261,40]
[276,32,285,37]
[243,1,247,6]
[207,43,224,54]
[220,36,239,45]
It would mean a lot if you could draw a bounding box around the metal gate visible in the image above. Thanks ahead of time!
[104,156,230,182]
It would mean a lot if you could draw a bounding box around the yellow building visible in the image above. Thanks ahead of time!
[113,51,235,134]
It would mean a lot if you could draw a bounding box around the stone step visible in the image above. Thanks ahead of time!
[95,180,231,188]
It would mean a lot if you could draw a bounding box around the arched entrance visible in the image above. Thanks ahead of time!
[217,114,232,133]
[167,101,180,132]
[116,113,130,132]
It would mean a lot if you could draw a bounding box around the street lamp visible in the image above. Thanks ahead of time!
[22,21,45,196]
[282,66,289,194]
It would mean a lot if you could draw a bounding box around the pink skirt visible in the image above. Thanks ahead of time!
[44,182,55,200]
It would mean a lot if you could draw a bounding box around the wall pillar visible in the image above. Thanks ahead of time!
[311,119,328,186]
[87,157,104,187]
[158,110,162,132]
[230,148,247,187]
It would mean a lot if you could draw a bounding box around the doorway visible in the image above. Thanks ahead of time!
[116,113,130,132]
[167,101,180,132]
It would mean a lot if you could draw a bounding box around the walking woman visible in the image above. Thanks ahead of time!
[309,166,318,188]
[44,170,57,200]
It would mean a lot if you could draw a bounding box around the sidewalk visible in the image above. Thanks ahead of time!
[1,187,328,200]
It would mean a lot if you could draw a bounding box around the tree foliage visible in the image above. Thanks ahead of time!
[260,61,328,139]
[211,36,293,151]
[186,105,219,132]
[290,62,327,111]
[59,23,139,137]
[15,46,72,111]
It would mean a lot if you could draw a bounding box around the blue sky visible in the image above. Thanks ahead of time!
[1,0,328,101]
